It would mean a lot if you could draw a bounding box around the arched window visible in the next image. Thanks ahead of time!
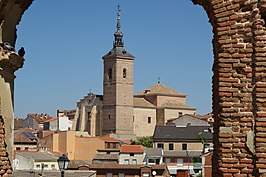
[108,68,112,80]
[123,68,127,78]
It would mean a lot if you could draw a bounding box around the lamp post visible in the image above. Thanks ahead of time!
[57,154,69,177]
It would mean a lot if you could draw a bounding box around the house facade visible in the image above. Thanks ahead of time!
[23,114,52,130]
[14,151,60,171]
[153,125,212,175]
[13,129,38,151]
[119,145,145,165]
[39,131,120,161]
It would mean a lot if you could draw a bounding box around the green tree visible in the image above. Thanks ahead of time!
[131,136,153,148]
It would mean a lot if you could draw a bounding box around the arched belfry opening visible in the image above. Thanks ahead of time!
[1,0,266,176]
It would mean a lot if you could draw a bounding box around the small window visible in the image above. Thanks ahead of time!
[107,173,113,177]
[130,153,134,156]
[157,143,164,149]
[148,117,151,124]
[36,164,40,168]
[124,159,129,164]
[16,147,21,151]
[107,143,111,149]
[178,112,183,117]
[123,68,127,78]
[44,164,48,168]
[51,164,55,169]
[182,143,187,150]
[132,159,137,164]
[108,68,112,80]
[143,173,150,177]
[112,143,116,148]
[108,115,111,119]
[148,159,155,163]
[119,173,125,177]
[165,158,171,163]
[169,143,174,150]
[25,147,29,150]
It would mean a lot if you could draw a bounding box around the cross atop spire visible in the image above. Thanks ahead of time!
[113,4,124,48]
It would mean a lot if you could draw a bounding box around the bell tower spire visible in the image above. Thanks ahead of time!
[102,5,135,139]
[114,4,124,47]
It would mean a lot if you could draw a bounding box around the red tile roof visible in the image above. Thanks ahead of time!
[98,137,120,143]
[120,145,144,153]
[27,114,52,122]
[42,117,58,123]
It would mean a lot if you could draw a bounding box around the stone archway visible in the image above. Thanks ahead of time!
[1,0,266,176]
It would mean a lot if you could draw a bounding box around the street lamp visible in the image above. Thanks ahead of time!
[57,154,69,177]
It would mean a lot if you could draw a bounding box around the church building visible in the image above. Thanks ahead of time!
[69,6,196,139]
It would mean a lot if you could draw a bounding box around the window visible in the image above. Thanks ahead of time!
[36,164,40,168]
[132,159,137,164]
[169,143,174,150]
[25,147,29,150]
[108,115,111,119]
[143,173,150,177]
[124,159,129,164]
[130,153,134,156]
[178,112,183,117]
[119,173,125,177]
[112,143,116,148]
[51,164,55,169]
[148,159,155,164]
[44,164,48,168]
[123,68,127,78]
[177,158,183,166]
[16,147,21,150]
[182,143,187,150]
[165,158,171,163]
[157,143,164,149]
[107,143,111,149]
[148,117,151,124]
[156,159,160,164]
[107,173,113,177]
[108,68,112,80]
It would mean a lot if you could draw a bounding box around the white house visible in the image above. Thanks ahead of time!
[59,116,73,131]
[119,145,145,164]
[14,151,60,171]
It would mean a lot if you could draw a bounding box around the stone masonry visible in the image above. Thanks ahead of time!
[0,0,33,176]
[2,0,266,176]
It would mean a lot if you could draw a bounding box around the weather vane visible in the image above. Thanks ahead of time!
[158,77,161,84]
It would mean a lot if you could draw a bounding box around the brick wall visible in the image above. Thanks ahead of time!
[192,0,266,176]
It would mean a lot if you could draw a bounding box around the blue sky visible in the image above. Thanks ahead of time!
[14,1,213,118]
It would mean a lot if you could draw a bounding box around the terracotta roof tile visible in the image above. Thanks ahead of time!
[135,83,186,97]
[27,114,52,122]
[42,117,58,123]
[120,145,144,153]
[133,97,156,108]
[98,137,120,143]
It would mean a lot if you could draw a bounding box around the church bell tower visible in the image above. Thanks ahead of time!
[102,5,135,137]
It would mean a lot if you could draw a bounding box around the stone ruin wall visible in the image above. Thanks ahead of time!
[1,0,266,176]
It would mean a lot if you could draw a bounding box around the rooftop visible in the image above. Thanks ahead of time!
[153,125,212,142]
[120,145,144,154]
[135,83,186,97]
